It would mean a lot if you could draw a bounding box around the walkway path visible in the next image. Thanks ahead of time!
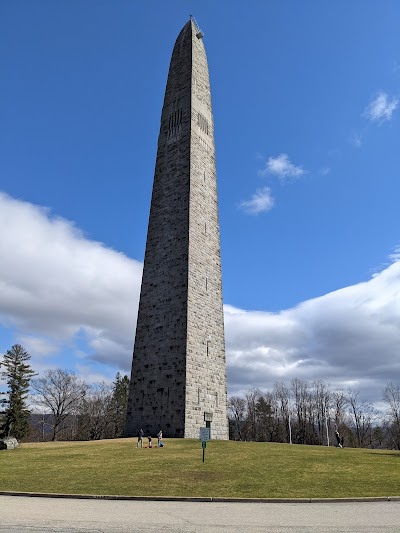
[1,495,400,532]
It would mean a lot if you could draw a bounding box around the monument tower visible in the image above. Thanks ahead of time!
[125,18,228,439]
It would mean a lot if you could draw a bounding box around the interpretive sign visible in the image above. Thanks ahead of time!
[199,427,210,442]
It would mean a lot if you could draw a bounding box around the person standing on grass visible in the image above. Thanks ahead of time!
[148,435,152,448]
[157,429,163,446]
[137,428,144,448]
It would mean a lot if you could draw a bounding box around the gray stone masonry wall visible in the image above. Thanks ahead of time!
[125,19,228,440]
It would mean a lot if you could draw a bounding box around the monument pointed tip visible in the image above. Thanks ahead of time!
[189,15,204,39]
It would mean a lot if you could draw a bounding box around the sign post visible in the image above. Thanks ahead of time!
[199,427,210,463]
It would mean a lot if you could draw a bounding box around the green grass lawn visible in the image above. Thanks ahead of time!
[1,438,399,499]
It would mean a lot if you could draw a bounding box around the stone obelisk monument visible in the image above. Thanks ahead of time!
[125,18,228,439]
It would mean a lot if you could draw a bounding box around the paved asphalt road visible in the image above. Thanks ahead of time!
[1,496,400,532]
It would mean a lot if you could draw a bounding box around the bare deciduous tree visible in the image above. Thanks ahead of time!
[383,383,400,450]
[291,378,311,444]
[332,389,347,431]
[228,396,247,440]
[32,369,86,441]
[273,381,292,443]
[227,380,387,449]
[245,388,260,441]
[312,380,332,446]
[346,389,377,448]
[75,382,114,440]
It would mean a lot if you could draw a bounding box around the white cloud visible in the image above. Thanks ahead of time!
[239,187,274,215]
[225,257,400,401]
[0,192,142,373]
[1,192,400,404]
[363,91,399,123]
[260,154,304,180]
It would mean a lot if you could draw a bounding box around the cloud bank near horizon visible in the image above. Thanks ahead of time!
[1,192,400,401]
[0,192,142,377]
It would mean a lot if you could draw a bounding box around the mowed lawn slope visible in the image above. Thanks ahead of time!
[1,439,399,499]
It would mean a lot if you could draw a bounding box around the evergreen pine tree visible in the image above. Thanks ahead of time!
[1,344,36,440]
[112,372,130,437]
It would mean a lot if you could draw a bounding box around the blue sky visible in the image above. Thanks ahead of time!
[1,1,400,402]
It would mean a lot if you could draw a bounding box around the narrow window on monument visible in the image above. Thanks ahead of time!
[205,276,208,291]
[198,388,200,404]
[206,341,210,356]
[205,222,207,235]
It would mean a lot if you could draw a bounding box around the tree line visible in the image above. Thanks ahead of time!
[0,344,129,442]
[30,369,130,441]
[228,379,400,449]
[2,344,400,449]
